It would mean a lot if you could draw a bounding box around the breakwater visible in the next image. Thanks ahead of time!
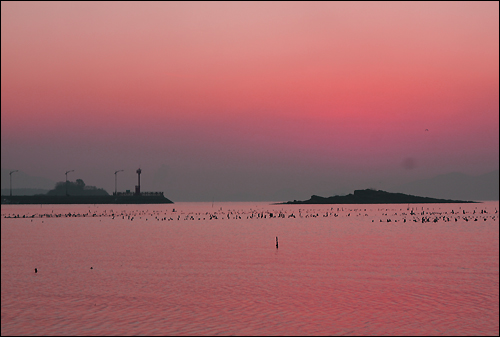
[1,195,173,204]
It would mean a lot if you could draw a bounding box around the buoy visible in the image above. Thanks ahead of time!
[276,236,278,249]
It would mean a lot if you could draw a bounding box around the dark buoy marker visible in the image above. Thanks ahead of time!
[276,236,278,249]
[34,268,37,273]
[90,267,93,269]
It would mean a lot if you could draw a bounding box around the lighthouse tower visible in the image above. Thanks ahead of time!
[135,168,141,195]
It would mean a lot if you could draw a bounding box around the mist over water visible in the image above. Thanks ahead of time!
[2,202,498,335]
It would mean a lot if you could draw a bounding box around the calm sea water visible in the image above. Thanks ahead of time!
[1,201,498,336]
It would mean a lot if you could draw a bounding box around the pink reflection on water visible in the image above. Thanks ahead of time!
[1,202,499,335]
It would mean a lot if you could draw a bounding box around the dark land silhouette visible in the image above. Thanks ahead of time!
[2,194,173,204]
[2,173,173,204]
[2,168,498,201]
[282,189,477,204]
[1,179,173,204]
[47,179,109,196]
[0,188,49,196]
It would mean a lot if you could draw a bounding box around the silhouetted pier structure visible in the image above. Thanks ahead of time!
[2,168,172,204]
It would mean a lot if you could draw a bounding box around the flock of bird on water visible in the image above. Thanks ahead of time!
[3,205,498,224]
[2,204,497,274]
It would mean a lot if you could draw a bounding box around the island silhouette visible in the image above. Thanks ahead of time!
[281,189,476,204]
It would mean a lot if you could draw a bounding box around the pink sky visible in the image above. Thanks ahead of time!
[1,2,498,200]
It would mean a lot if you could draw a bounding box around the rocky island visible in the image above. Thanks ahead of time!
[282,189,476,204]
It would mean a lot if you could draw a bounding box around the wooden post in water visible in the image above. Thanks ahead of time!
[276,236,278,249]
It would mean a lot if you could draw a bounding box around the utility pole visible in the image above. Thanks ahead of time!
[9,170,18,197]
[114,170,124,195]
[65,170,74,196]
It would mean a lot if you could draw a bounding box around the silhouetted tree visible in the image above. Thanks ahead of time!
[46,179,109,196]
[76,179,85,188]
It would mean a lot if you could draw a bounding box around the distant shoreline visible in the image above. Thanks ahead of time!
[1,195,173,204]
[280,189,477,204]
